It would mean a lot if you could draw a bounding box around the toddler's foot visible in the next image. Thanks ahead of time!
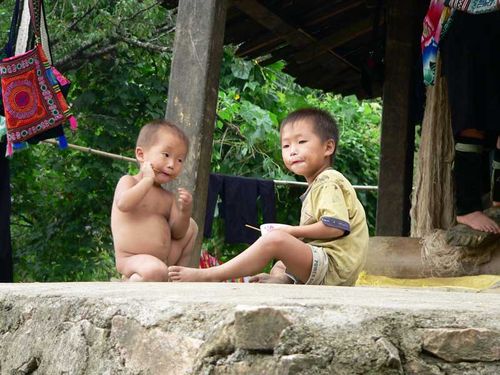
[122,273,143,282]
[457,211,500,234]
[168,266,215,282]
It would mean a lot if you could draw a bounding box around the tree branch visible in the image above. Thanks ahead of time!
[115,35,171,53]
[55,43,120,71]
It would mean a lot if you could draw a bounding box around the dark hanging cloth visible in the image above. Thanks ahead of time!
[204,174,276,244]
[439,10,500,139]
[0,139,13,282]
[204,174,224,239]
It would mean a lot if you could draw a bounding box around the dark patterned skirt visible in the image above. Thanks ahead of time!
[440,10,500,142]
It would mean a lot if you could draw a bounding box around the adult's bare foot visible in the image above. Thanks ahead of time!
[457,211,500,234]
[168,266,216,282]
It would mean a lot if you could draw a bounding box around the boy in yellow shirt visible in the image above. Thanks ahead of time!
[168,108,368,285]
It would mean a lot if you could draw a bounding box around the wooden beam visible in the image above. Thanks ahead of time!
[300,1,366,28]
[236,33,282,57]
[232,0,312,48]
[291,17,376,64]
[166,0,228,266]
[376,0,423,236]
[366,236,500,278]
[232,0,360,73]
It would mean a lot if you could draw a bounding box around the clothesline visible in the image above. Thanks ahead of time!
[274,179,377,191]
[42,139,378,192]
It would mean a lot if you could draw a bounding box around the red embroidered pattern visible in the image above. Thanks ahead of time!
[0,44,68,143]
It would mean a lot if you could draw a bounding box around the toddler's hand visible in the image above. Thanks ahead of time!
[177,188,193,213]
[141,161,156,180]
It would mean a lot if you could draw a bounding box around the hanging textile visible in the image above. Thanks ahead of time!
[0,0,76,157]
[422,0,499,86]
[204,174,277,244]
[0,138,13,282]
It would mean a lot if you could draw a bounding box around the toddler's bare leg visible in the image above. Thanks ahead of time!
[116,254,168,281]
[168,230,312,283]
[167,218,198,267]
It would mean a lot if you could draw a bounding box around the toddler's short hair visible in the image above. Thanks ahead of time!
[280,108,339,159]
[136,119,189,151]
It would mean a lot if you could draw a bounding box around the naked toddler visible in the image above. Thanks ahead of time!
[111,119,198,281]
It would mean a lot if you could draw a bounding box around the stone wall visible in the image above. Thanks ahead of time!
[0,283,499,374]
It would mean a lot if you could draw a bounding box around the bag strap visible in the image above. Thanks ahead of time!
[4,0,21,58]
[14,0,30,55]
[28,0,41,40]
[14,0,52,64]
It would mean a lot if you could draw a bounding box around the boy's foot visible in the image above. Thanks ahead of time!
[168,266,214,282]
[249,273,292,284]
[456,211,500,234]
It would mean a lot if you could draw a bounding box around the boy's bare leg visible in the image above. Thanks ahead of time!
[167,219,198,267]
[168,231,313,283]
[116,254,169,281]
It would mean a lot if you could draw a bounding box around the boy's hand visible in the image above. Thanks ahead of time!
[176,188,193,213]
[141,161,156,180]
[271,224,294,236]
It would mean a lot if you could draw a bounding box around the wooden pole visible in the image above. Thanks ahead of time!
[165,0,228,267]
[376,0,425,236]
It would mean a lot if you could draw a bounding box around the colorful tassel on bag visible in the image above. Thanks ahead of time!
[57,134,68,149]
[5,140,13,157]
[69,115,78,131]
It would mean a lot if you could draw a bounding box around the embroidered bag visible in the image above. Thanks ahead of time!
[0,0,76,156]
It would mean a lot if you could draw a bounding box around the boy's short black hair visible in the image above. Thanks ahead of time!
[280,108,339,159]
[136,119,189,151]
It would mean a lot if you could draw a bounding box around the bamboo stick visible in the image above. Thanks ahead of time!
[42,139,136,163]
[41,139,378,191]
[244,224,261,232]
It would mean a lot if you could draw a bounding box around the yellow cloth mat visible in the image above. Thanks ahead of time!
[356,272,500,292]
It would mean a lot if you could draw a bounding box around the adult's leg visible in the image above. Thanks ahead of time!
[168,218,198,267]
[168,230,313,283]
[116,254,169,281]
[454,130,499,233]
[493,136,500,207]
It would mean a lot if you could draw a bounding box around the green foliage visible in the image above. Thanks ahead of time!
[4,0,174,281]
[1,2,381,281]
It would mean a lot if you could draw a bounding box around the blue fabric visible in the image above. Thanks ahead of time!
[321,216,350,234]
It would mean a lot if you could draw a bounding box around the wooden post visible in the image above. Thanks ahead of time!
[376,0,423,236]
[166,0,228,266]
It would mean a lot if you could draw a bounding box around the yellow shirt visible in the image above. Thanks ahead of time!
[300,169,369,285]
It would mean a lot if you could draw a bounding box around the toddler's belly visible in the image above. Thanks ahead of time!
[113,214,171,262]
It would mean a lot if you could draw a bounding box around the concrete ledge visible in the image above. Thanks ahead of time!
[1,283,499,374]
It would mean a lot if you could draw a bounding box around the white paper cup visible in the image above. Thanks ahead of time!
[260,223,287,236]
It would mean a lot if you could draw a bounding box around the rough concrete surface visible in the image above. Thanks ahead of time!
[0,282,499,374]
